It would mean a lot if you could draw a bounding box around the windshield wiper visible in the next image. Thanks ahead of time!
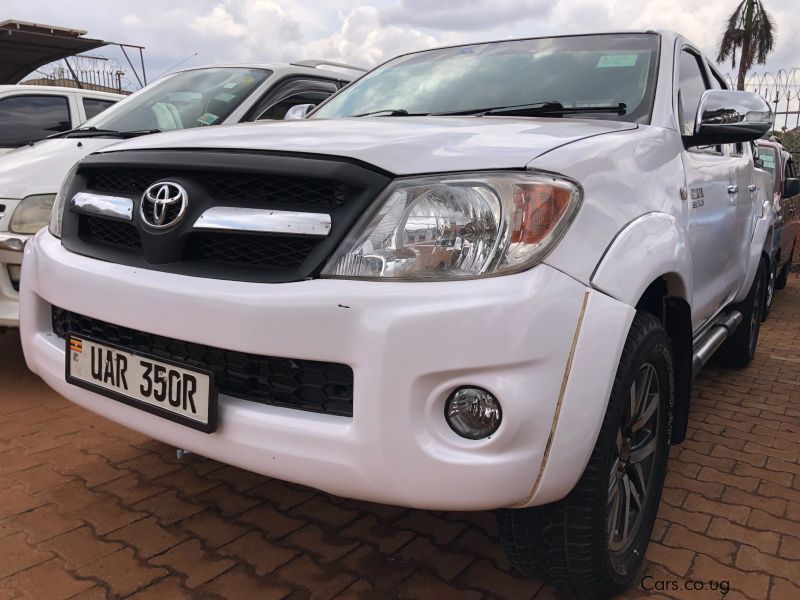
[482,102,627,117]
[352,109,428,117]
[432,101,627,117]
[48,127,162,139]
[48,127,123,139]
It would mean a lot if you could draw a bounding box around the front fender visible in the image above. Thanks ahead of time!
[590,212,692,305]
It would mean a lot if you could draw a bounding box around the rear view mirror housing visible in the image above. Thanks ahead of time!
[685,90,772,147]
[284,104,316,120]
[783,177,800,198]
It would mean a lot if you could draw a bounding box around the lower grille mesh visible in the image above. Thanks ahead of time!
[185,233,319,269]
[52,306,354,417]
[80,216,142,250]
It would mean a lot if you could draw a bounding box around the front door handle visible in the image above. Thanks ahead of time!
[748,184,757,192]
[727,185,739,194]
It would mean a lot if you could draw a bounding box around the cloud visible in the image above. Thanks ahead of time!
[380,0,554,31]
[1,0,798,87]
[300,6,438,67]
[192,5,248,37]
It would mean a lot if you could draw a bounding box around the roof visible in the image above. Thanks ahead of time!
[0,19,109,85]
[171,62,361,82]
[0,84,123,99]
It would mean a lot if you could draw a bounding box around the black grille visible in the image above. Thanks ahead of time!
[79,216,142,250]
[52,306,354,417]
[89,169,351,208]
[61,151,391,284]
[185,233,319,269]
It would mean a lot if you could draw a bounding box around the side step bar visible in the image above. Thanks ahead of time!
[691,311,743,378]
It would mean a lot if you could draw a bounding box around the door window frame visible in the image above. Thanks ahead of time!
[244,76,342,122]
[677,46,725,156]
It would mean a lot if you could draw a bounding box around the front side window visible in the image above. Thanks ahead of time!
[83,98,117,120]
[313,34,660,124]
[678,50,709,136]
[0,95,71,147]
[249,78,339,121]
[758,146,780,192]
[83,68,270,133]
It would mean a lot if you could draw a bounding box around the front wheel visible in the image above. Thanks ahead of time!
[496,312,673,599]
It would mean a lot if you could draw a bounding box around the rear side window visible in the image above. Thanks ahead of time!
[0,95,71,147]
[83,98,116,120]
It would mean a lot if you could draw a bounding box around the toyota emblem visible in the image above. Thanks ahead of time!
[140,181,188,229]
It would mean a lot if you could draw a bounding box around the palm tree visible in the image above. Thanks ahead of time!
[717,0,776,90]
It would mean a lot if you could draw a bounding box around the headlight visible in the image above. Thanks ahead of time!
[48,163,80,239]
[321,172,581,280]
[9,194,57,234]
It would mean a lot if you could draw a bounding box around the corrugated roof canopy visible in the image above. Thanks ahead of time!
[0,20,109,84]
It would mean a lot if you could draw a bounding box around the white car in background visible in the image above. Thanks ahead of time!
[0,61,361,327]
[0,84,121,158]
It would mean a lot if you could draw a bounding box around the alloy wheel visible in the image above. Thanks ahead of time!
[607,362,660,552]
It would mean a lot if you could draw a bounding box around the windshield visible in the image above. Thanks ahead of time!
[82,67,270,132]
[313,34,659,123]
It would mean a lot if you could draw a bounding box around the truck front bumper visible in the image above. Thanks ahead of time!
[21,231,633,510]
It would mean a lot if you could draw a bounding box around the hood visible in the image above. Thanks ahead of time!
[0,138,118,198]
[98,117,638,175]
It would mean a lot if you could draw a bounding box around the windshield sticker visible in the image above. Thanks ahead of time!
[214,92,236,103]
[760,153,776,170]
[239,76,256,85]
[197,112,219,126]
[223,82,238,88]
[597,54,639,68]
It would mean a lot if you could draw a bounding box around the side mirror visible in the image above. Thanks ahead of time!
[685,90,772,147]
[783,177,800,198]
[283,104,316,120]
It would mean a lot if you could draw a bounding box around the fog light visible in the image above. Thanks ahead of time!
[444,387,502,440]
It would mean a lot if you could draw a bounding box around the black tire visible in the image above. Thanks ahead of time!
[716,258,766,368]
[775,246,793,290]
[496,312,673,599]
[762,259,776,322]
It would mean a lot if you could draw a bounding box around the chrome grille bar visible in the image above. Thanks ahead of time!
[71,192,133,221]
[193,206,331,237]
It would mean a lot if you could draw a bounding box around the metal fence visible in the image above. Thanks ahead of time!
[23,71,126,94]
[23,55,133,95]
[725,69,800,132]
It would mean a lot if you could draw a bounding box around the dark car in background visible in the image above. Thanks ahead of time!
[757,138,800,315]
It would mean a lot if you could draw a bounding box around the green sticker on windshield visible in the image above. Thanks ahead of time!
[597,54,639,68]
[760,153,776,169]
[197,112,219,126]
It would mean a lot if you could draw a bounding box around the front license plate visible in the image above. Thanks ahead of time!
[66,335,217,433]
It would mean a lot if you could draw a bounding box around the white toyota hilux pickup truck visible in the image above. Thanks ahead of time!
[21,32,773,598]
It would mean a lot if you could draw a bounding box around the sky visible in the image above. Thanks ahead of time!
[4,0,799,91]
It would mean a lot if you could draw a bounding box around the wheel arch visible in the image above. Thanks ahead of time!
[590,212,693,308]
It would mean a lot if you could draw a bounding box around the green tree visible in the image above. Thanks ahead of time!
[717,0,776,90]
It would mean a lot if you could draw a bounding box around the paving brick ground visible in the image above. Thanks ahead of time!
[1,277,799,599]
